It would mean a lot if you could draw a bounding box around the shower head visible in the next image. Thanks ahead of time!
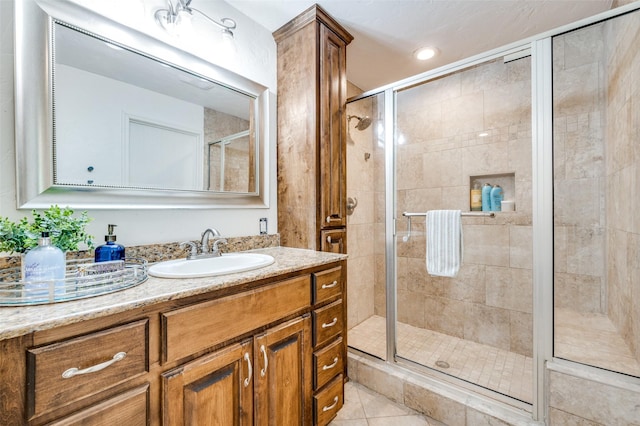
[348,115,372,131]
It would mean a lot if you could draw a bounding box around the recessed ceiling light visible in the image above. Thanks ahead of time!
[414,47,438,61]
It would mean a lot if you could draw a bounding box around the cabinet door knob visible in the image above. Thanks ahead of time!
[326,236,342,244]
[322,396,339,412]
[243,352,252,387]
[61,351,126,379]
[322,317,338,328]
[322,357,339,371]
[260,344,268,377]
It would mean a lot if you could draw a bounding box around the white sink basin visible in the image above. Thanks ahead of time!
[148,253,275,278]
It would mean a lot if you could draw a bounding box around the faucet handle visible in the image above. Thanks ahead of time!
[212,238,228,255]
[179,241,198,260]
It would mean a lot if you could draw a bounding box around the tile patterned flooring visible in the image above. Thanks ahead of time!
[348,315,533,403]
[329,381,445,426]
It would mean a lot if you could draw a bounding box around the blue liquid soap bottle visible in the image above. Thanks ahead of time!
[490,185,504,211]
[94,224,125,262]
[481,183,492,211]
[23,232,66,299]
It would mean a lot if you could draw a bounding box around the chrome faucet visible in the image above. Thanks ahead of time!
[200,228,221,254]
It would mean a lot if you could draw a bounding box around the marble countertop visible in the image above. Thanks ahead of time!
[0,247,346,341]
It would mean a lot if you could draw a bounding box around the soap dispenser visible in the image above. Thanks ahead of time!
[94,224,125,262]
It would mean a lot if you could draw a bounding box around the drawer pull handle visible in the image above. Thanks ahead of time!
[321,280,338,289]
[322,318,338,328]
[260,345,268,377]
[322,396,339,412]
[326,236,343,244]
[61,351,126,379]
[322,357,339,371]
[243,352,252,387]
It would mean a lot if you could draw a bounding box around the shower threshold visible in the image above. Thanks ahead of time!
[348,315,533,404]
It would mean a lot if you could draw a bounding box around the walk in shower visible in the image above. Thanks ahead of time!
[345,4,640,416]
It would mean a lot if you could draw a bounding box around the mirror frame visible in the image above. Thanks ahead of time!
[15,0,268,209]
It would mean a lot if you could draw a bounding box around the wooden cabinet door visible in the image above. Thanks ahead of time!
[162,340,254,426]
[319,24,347,230]
[254,316,312,426]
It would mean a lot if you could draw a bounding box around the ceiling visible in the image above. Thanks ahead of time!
[224,0,614,91]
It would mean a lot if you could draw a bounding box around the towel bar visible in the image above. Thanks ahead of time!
[401,211,494,241]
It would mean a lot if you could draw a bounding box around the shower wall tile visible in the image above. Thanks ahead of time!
[348,255,376,328]
[346,189,374,225]
[442,264,485,304]
[463,225,510,267]
[349,223,376,258]
[509,311,533,357]
[374,253,386,317]
[397,289,426,328]
[485,266,533,314]
[464,303,510,351]
[462,141,509,177]
[565,226,605,277]
[554,178,602,227]
[509,225,532,269]
[422,149,464,188]
[554,273,603,313]
[508,138,532,181]
[441,92,484,138]
[484,80,531,129]
[403,188,443,212]
[424,296,465,338]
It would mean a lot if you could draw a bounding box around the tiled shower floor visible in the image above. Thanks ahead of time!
[348,315,533,403]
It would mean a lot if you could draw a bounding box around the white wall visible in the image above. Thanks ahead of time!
[0,0,278,249]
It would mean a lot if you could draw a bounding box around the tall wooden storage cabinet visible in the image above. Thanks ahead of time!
[274,5,353,255]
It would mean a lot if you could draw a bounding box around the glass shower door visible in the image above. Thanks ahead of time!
[345,92,387,360]
[394,55,534,403]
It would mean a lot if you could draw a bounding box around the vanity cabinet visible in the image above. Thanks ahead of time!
[274,5,353,254]
[0,256,345,426]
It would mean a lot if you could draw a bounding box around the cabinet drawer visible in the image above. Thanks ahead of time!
[313,374,343,426]
[313,337,343,390]
[162,275,311,363]
[312,266,342,304]
[313,299,343,347]
[48,384,149,426]
[27,319,148,418]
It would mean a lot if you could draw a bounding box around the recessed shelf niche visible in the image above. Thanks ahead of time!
[469,173,516,212]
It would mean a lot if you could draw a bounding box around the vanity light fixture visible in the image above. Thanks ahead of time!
[414,46,439,61]
[155,0,236,40]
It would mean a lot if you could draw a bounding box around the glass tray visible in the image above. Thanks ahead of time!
[0,258,147,306]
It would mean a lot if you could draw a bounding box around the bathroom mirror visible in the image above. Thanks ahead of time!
[15,0,268,209]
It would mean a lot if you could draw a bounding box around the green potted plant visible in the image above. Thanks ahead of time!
[0,205,94,254]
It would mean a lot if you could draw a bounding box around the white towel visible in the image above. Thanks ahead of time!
[426,210,462,277]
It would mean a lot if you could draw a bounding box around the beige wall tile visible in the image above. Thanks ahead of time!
[485,266,533,313]
[509,225,532,269]
[510,311,533,356]
[549,370,640,425]
[404,382,466,426]
[464,303,511,350]
[424,296,465,338]
[463,225,510,267]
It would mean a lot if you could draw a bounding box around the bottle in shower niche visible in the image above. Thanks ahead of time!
[481,183,492,211]
[470,181,482,211]
[23,232,66,299]
[490,184,504,211]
